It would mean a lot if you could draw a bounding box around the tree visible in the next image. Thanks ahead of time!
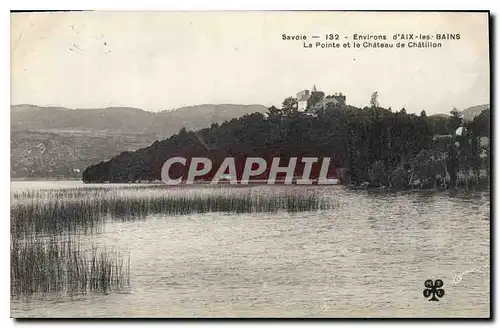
[448,107,463,134]
[447,143,459,187]
[411,150,448,188]
[370,91,379,108]
[469,108,490,175]
[468,107,490,137]
[464,108,490,176]
[390,166,409,189]
[281,97,298,115]
[266,105,282,118]
[368,160,386,187]
[428,115,450,135]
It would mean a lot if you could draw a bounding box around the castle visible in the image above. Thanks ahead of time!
[296,85,346,113]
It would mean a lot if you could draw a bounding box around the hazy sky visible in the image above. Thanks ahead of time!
[11,11,489,114]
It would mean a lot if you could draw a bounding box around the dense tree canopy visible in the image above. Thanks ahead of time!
[83,97,490,188]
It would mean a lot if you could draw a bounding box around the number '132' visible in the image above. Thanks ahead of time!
[326,34,339,40]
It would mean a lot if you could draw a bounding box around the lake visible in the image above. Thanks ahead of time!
[10,181,490,318]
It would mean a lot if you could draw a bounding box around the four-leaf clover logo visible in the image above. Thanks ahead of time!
[423,279,445,301]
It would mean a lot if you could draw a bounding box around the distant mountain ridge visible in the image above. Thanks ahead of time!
[11,104,268,136]
[11,103,267,178]
[460,104,489,122]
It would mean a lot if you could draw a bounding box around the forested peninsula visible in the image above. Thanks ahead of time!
[82,94,490,189]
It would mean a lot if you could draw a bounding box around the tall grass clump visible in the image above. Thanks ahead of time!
[10,185,334,298]
[11,198,105,237]
[11,187,334,236]
[11,236,130,297]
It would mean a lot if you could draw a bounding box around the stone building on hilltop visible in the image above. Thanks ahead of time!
[297,85,325,112]
[297,85,346,114]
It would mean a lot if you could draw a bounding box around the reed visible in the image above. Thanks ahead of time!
[10,236,130,297]
[10,185,332,298]
[11,187,333,236]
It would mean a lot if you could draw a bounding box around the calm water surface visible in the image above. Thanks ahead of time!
[11,181,490,318]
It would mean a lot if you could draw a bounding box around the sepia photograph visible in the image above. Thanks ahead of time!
[9,10,491,318]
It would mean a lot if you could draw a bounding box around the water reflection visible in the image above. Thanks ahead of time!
[11,182,490,318]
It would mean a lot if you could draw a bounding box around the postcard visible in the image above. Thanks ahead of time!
[10,11,490,318]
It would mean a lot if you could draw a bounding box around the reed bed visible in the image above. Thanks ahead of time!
[11,236,130,297]
[11,183,241,202]
[11,189,332,236]
[10,184,333,298]
[11,184,166,201]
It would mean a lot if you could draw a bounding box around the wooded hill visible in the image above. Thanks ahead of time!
[82,97,490,188]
